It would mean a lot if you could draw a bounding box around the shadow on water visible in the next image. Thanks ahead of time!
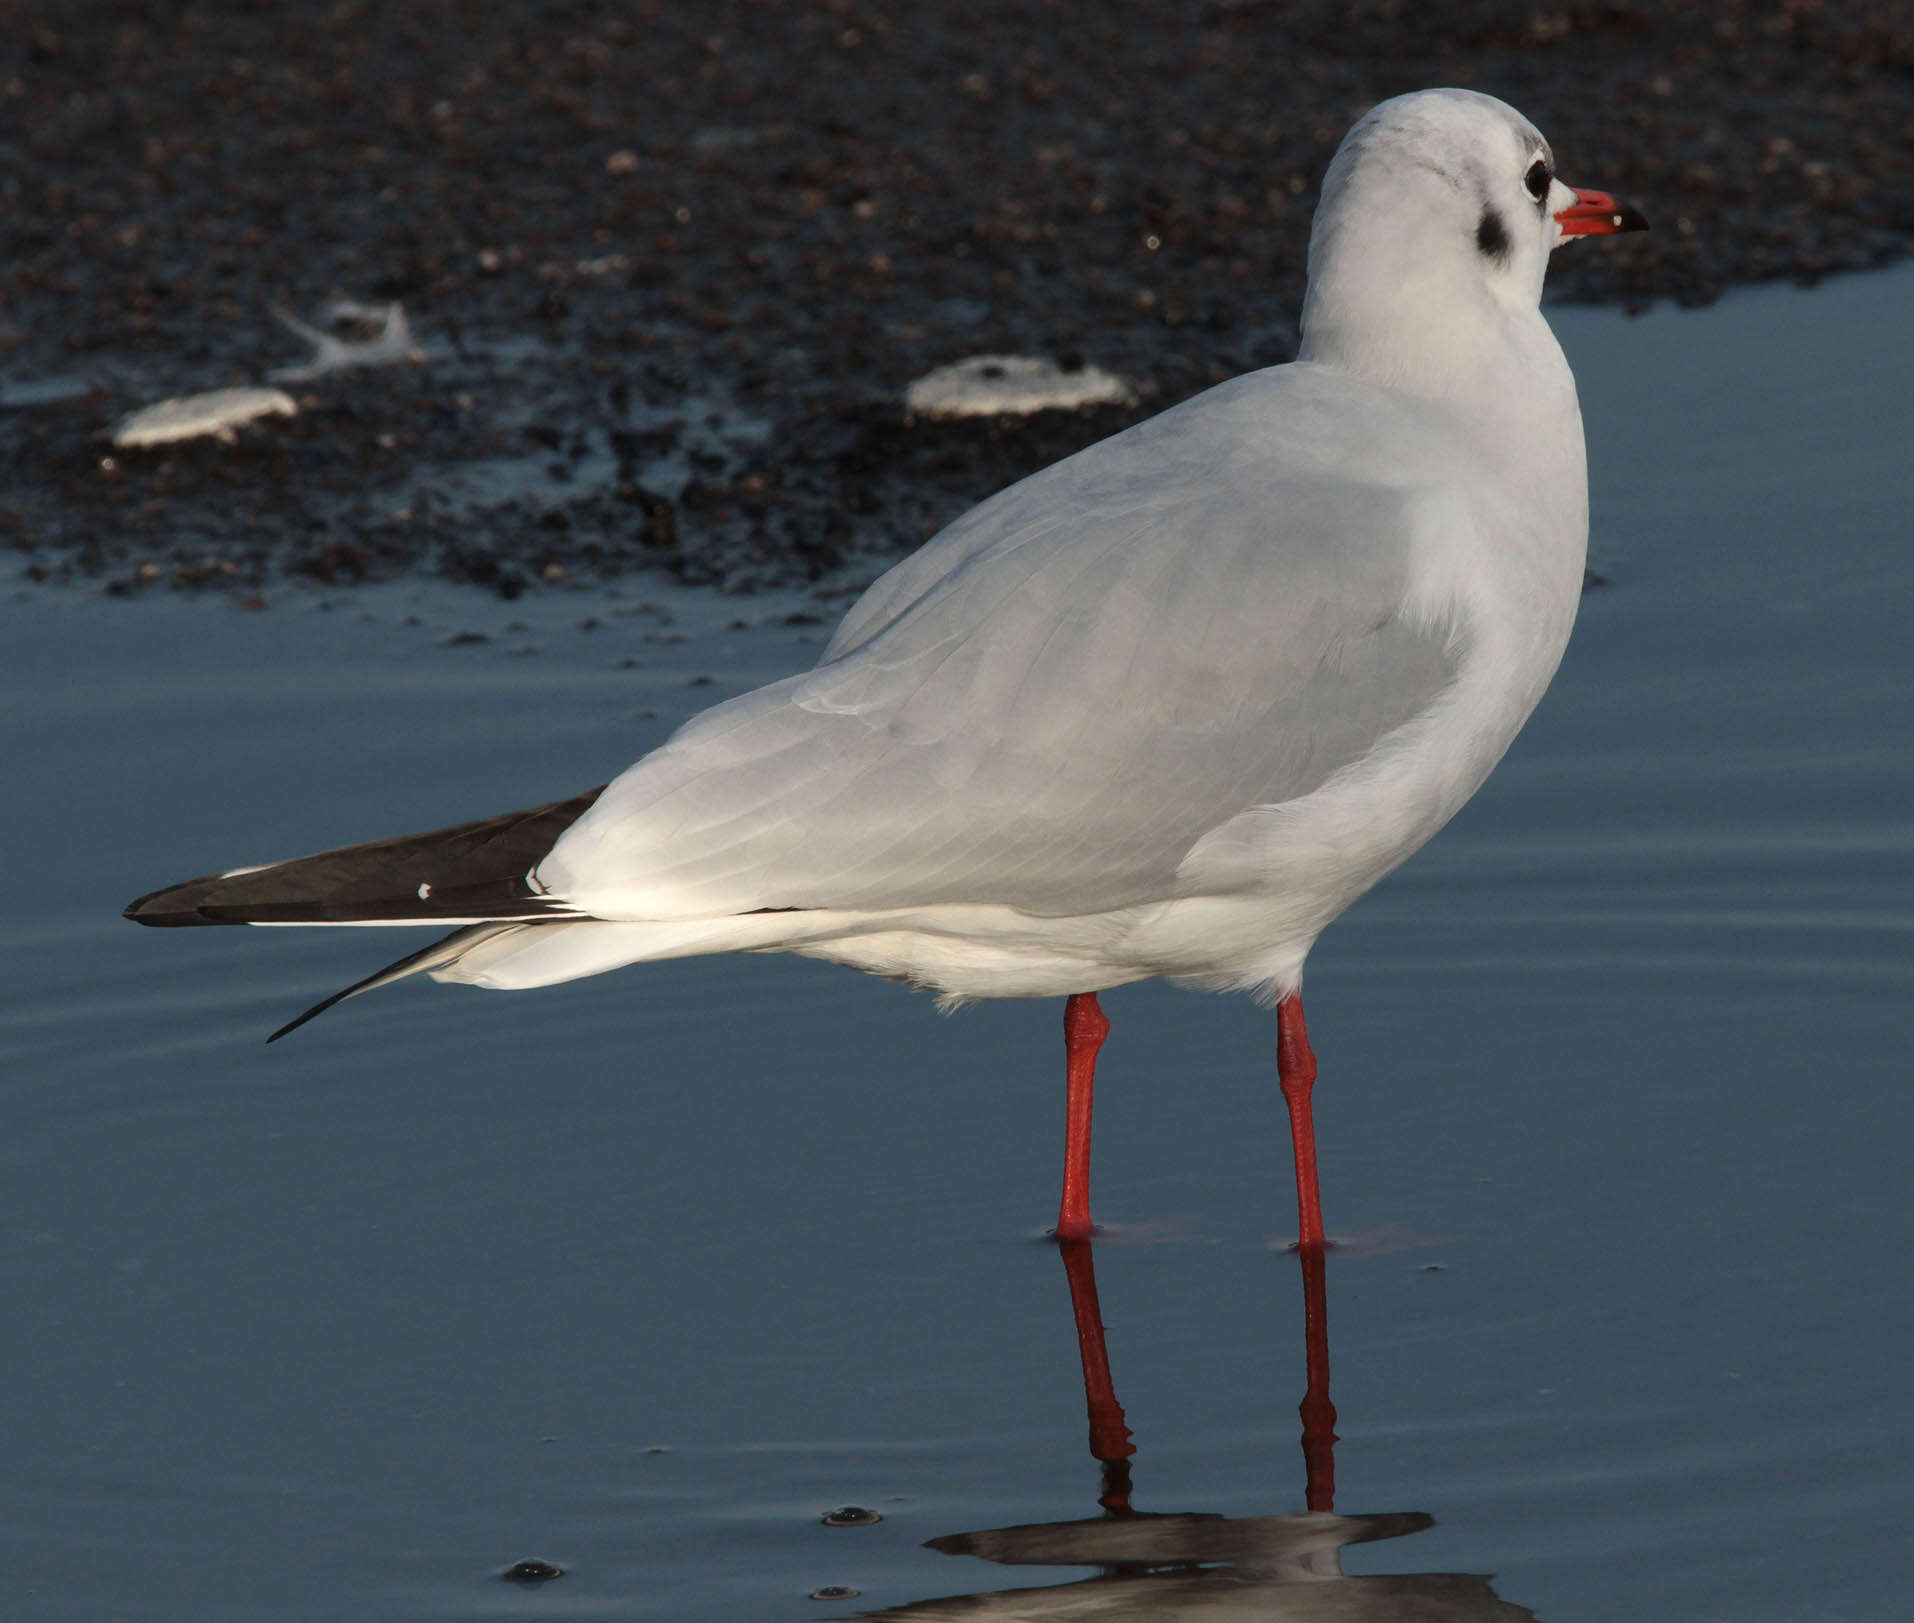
[853,1242,1535,1622]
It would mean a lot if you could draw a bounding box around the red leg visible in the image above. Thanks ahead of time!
[1054,992,1109,1241]
[1277,993,1326,1251]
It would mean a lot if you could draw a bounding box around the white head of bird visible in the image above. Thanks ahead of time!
[1300,88,1628,406]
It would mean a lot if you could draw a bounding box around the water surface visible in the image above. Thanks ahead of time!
[5,266,1913,1620]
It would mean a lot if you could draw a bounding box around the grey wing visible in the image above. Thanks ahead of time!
[545,473,1461,921]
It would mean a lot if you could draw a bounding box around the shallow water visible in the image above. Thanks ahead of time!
[5,266,1913,1621]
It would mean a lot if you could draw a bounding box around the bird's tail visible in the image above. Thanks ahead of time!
[123,786,607,1040]
[267,911,822,1042]
[122,781,831,1039]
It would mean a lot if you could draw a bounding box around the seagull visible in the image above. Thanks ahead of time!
[126,90,1646,1248]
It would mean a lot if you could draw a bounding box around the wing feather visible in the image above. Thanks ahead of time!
[124,788,604,926]
[545,368,1474,921]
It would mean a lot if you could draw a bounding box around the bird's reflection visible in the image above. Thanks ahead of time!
[852,1241,1538,1621]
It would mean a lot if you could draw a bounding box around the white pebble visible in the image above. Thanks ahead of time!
[904,354,1133,419]
[111,387,299,448]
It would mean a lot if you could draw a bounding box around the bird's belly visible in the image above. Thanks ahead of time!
[780,887,1329,1004]
[778,594,1571,1006]
[780,660,1549,1005]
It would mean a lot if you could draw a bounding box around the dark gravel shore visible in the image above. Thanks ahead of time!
[5,1,1912,597]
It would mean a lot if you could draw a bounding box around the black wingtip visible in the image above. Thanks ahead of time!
[266,997,337,1044]
[124,884,214,926]
[123,784,606,929]
[265,958,406,1044]
[263,923,503,1043]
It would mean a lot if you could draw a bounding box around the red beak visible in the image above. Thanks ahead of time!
[1555,187,1649,237]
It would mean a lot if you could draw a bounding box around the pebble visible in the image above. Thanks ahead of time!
[904,355,1134,419]
[110,388,298,449]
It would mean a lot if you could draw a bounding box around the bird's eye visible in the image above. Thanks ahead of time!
[1524,158,1552,201]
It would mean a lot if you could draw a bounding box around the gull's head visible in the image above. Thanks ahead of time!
[1299,89,1646,390]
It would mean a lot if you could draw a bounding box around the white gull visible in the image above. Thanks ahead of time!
[126,89,1646,1245]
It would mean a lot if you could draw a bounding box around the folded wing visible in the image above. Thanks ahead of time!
[543,371,1468,923]
[124,788,603,927]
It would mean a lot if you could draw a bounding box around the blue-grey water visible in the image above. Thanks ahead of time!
[5,266,1913,1621]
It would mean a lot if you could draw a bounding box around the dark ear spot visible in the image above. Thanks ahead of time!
[1475,206,1510,262]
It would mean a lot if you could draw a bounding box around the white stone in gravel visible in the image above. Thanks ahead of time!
[110,387,299,448]
[903,354,1133,419]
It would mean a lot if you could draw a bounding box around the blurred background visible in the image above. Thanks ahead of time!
[5,0,1911,591]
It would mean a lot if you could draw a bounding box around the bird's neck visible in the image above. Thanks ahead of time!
[1298,195,1572,429]
[1302,280,1570,418]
